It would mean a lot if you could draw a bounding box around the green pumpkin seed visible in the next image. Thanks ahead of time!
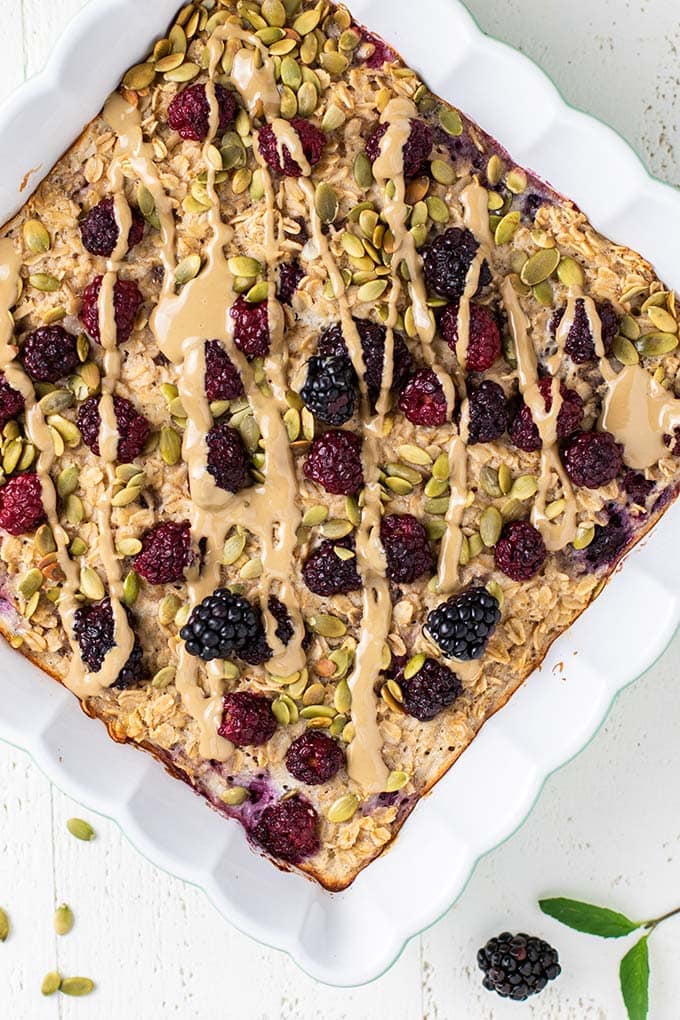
[79,566,104,601]
[457,535,469,566]
[320,51,349,75]
[403,652,426,681]
[327,794,359,823]
[619,314,641,341]
[112,486,142,508]
[29,273,60,292]
[321,519,353,540]
[315,182,339,224]
[509,474,538,501]
[480,505,503,547]
[557,257,584,288]
[49,414,81,447]
[430,158,455,185]
[545,497,567,521]
[353,151,374,190]
[572,524,595,550]
[23,218,50,254]
[321,103,346,134]
[494,211,521,246]
[487,578,504,608]
[506,168,527,194]
[281,55,303,89]
[175,254,201,285]
[299,31,318,64]
[68,537,87,558]
[357,279,387,302]
[612,334,639,366]
[532,279,554,307]
[424,476,448,499]
[487,154,504,186]
[66,818,95,842]
[641,291,668,312]
[309,614,346,638]
[35,524,56,555]
[385,770,409,793]
[54,903,74,936]
[439,107,462,136]
[240,557,263,580]
[3,438,22,475]
[151,666,175,690]
[19,568,43,599]
[345,496,361,527]
[228,256,261,278]
[40,388,74,416]
[297,80,318,118]
[426,196,450,224]
[293,8,321,34]
[636,332,678,357]
[160,426,182,466]
[341,232,365,259]
[425,518,447,540]
[520,248,560,287]
[648,305,678,334]
[333,679,352,715]
[300,704,336,720]
[246,280,269,304]
[487,191,505,212]
[397,443,431,466]
[469,532,484,558]
[41,971,61,996]
[124,61,155,90]
[221,785,250,806]
[122,571,140,607]
[57,464,79,498]
[480,465,502,498]
[61,977,95,998]
[302,505,328,527]
[431,453,450,481]
[384,475,413,496]
[157,594,181,627]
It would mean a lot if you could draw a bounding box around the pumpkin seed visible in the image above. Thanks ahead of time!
[61,977,95,998]
[403,652,426,680]
[397,443,431,466]
[123,61,156,90]
[41,971,61,996]
[122,571,140,607]
[281,55,303,90]
[297,80,318,118]
[424,496,450,515]
[426,196,450,224]
[439,107,462,136]
[54,903,74,936]
[294,8,321,34]
[430,158,455,185]
[175,604,190,629]
[240,557,263,580]
[486,578,504,608]
[509,474,538,501]
[487,154,504,186]
[66,818,95,842]
[612,334,640,366]
[334,679,352,714]
[506,168,527,194]
[309,614,346,638]
[23,218,50,254]
[648,305,678,334]
[487,191,505,212]
[385,770,409,793]
[315,182,339,224]
[341,232,365,259]
[342,721,356,742]
[641,291,668,312]
[35,524,56,555]
[545,497,567,520]
[29,273,60,292]
[62,493,83,525]
[494,211,521,246]
[339,28,361,50]
[520,249,560,287]
[480,465,502,498]
[301,407,315,440]
[321,519,353,540]
[2,438,22,475]
[353,151,373,189]
[468,532,483,559]
[327,793,359,823]
[79,566,104,601]
[509,273,530,297]
[41,388,75,416]
[300,704,336,720]
[112,485,141,508]
[321,51,349,75]
[431,453,450,480]
[160,426,182,466]
[227,256,262,278]
[164,61,200,83]
[425,518,447,540]
[302,505,329,527]
[532,279,554,307]
[620,314,641,341]
[156,593,181,628]
[56,464,79,499]
[383,475,412,496]
[636,332,678,357]
[480,505,503,547]
[424,476,448,499]
[457,535,470,566]
[151,666,175,690]
[175,253,201,285]
[221,786,250,806]
[557,257,584,288]
[19,569,43,599]
[572,524,595,550]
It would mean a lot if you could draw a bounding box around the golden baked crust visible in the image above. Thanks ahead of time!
[0,0,679,890]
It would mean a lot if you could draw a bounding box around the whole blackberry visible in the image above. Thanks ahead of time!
[495,521,547,581]
[552,298,617,364]
[77,395,151,463]
[0,372,25,427]
[396,657,462,721]
[80,275,143,345]
[167,82,236,141]
[20,325,79,383]
[422,227,491,301]
[380,514,433,584]
[562,430,623,489]
[286,731,345,785]
[302,537,362,596]
[80,197,144,258]
[218,691,276,746]
[229,296,270,359]
[317,319,413,406]
[134,520,193,585]
[205,340,244,401]
[206,422,251,493]
[276,260,304,304]
[181,589,262,661]
[257,118,326,176]
[300,354,357,425]
[425,587,501,661]
[478,932,561,1001]
[440,301,502,372]
[0,473,45,535]
[72,597,144,689]
[398,368,448,427]
[252,794,320,863]
[240,595,295,666]
[581,508,631,571]
[467,380,508,444]
[509,377,584,453]
[303,430,364,496]
[365,119,433,178]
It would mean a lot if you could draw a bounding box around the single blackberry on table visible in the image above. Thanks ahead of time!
[303,537,361,597]
[467,380,509,444]
[257,119,326,177]
[167,82,236,141]
[422,227,491,301]
[509,377,584,453]
[551,298,618,364]
[0,372,25,427]
[252,794,320,864]
[229,296,270,359]
[20,325,79,383]
[77,395,151,463]
[80,275,143,345]
[286,731,345,785]
[80,197,144,258]
[495,520,547,581]
[134,521,193,585]
[478,932,561,1001]
[218,690,276,747]
[0,473,45,535]
[425,586,501,661]
[380,514,433,584]
[440,301,502,372]
[365,119,433,178]
[206,422,251,493]
[317,319,413,406]
[205,340,244,401]
[72,597,144,689]
[276,260,304,304]
[398,368,448,427]
[181,589,261,661]
[396,658,462,721]
[303,430,364,496]
[562,430,623,489]
[300,355,357,426]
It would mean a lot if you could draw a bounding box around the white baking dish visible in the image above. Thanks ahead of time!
[1,0,679,987]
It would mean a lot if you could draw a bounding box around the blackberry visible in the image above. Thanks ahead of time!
[257,118,326,177]
[622,470,655,507]
[300,354,357,425]
[478,932,561,1001]
[205,340,244,401]
[380,514,433,584]
[422,227,491,301]
[552,298,617,364]
[80,197,144,258]
[72,597,144,689]
[398,368,448,427]
[317,319,413,406]
[80,275,143,345]
[440,301,502,372]
[218,691,276,747]
[303,430,364,495]
[134,521,193,585]
[562,430,623,489]
[229,296,270,359]
[425,587,500,661]
[253,794,320,864]
[181,589,261,661]
[20,325,79,383]
[581,508,631,571]
[167,82,236,141]
[365,119,433,178]
[495,521,547,581]
[397,658,462,721]
[286,731,345,785]
[206,422,251,493]
[77,395,151,463]
[239,595,295,667]
[276,260,304,304]
[0,372,25,427]
[302,537,361,596]
[509,378,583,453]
[467,380,508,444]
[0,473,45,535]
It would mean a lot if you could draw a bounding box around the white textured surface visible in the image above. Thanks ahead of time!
[1,0,679,1016]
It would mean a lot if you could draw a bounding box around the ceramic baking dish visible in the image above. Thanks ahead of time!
[0,0,679,987]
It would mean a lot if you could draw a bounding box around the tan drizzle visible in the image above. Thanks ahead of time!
[231,48,279,120]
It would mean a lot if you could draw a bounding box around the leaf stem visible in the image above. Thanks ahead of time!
[643,905,680,932]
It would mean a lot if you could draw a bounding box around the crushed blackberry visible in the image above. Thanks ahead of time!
[134,521,193,585]
[302,537,361,596]
[398,368,448,426]
[181,589,261,661]
[478,932,561,1001]
[380,514,433,584]
[286,731,345,785]
[440,301,501,372]
[509,378,584,452]
[206,422,251,493]
[552,298,617,364]
[229,296,270,359]
[495,521,547,581]
[257,118,326,176]
[422,227,491,301]
[467,380,509,444]
[0,372,25,427]
[300,354,357,425]
[252,793,320,864]
[397,658,462,721]
[562,430,623,488]
[77,395,151,463]
[80,197,144,258]
[218,691,276,747]
[0,473,45,535]
[276,260,304,304]
[167,82,236,141]
[303,430,364,495]
[317,319,413,406]
[582,508,631,571]
[20,325,79,383]
[205,340,244,401]
[72,597,144,689]
[622,470,655,507]
[365,119,433,178]
[359,30,397,68]
[425,587,501,661]
[80,275,143,345]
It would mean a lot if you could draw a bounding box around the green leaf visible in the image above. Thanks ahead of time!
[620,935,650,1020]
[539,898,640,938]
